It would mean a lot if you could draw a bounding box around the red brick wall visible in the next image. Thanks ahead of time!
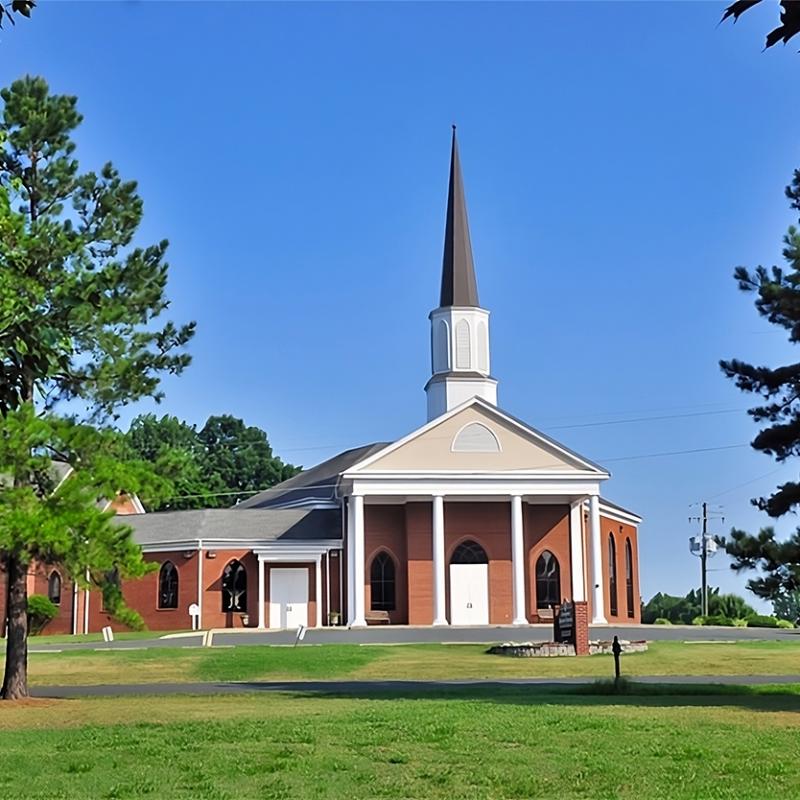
[525,505,572,623]
[600,516,641,624]
[90,549,201,633]
[405,502,434,625]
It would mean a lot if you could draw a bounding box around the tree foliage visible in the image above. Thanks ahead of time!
[641,587,755,624]
[0,76,195,419]
[0,1,34,30]
[123,413,300,510]
[719,170,800,607]
[720,172,800,517]
[0,76,193,699]
[723,1,800,49]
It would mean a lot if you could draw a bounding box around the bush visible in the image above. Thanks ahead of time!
[776,618,795,629]
[746,614,779,628]
[732,618,748,627]
[653,618,672,625]
[27,594,58,635]
[691,614,735,627]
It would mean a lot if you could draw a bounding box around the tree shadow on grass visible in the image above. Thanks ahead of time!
[230,679,800,713]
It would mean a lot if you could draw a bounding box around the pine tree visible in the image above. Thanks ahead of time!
[0,76,194,699]
[719,170,800,605]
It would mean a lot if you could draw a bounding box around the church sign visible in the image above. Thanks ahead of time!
[554,600,575,645]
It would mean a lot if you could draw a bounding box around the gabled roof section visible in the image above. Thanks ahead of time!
[235,442,391,509]
[124,507,341,546]
[439,127,479,308]
[345,397,609,476]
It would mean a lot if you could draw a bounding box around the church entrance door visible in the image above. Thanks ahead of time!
[449,541,489,625]
[270,568,308,629]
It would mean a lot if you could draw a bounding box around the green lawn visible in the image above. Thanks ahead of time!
[28,629,190,645]
[13,640,800,686]
[1,686,799,798]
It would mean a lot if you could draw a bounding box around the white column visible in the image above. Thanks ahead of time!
[257,556,266,629]
[570,501,586,602]
[346,497,355,625]
[351,494,367,627]
[432,494,448,625]
[315,557,323,628]
[511,494,527,625]
[589,494,607,623]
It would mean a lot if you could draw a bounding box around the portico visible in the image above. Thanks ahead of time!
[339,397,616,628]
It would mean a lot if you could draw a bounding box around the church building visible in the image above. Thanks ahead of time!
[36,131,643,634]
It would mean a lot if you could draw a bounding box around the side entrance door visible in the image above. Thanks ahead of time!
[269,567,309,629]
[449,563,489,625]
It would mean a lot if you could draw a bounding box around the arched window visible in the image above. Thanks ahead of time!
[158,561,179,610]
[370,552,396,611]
[455,319,471,369]
[221,559,247,612]
[535,551,560,610]
[625,538,634,619]
[608,534,618,617]
[48,570,61,606]
[451,540,488,564]
[434,320,450,372]
[451,422,501,453]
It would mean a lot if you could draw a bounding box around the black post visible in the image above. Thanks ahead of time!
[612,635,622,684]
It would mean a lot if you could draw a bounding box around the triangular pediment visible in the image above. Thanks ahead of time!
[347,399,608,475]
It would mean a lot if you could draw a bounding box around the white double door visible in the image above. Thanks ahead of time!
[449,564,489,625]
[269,568,308,629]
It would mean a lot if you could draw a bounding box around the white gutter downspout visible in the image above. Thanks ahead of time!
[325,548,331,627]
[83,568,90,635]
[71,580,78,636]
[197,538,203,629]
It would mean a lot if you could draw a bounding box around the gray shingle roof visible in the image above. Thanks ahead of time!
[122,507,341,546]
[235,442,391,510]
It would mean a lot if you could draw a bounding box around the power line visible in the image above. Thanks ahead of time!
[158,443,754,502]
[600,443,748,463]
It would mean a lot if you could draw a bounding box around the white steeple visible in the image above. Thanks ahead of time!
[424,128,497,421]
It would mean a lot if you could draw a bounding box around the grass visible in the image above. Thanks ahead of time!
[28,629,190,645]
[11,639,800,686]
[1,685,800,798]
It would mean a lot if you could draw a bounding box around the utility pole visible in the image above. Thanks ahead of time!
[689,502,722,617]
[700,502,708,617]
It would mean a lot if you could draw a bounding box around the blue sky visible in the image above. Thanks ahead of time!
[3,1,800,608]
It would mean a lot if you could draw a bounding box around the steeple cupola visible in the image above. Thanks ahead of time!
[425,128,497,421]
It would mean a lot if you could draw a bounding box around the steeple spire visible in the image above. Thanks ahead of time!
[425,128,497,421]
[440,126,479,308]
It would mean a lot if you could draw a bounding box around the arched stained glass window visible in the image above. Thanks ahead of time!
[609,534,618,617]
[221,559,247,612]
[158,561,179,610]
[48,570,61,606]
[370,552,396,611]
[451,540,488,564]
[535,551,560,610]
[625,538,634,619]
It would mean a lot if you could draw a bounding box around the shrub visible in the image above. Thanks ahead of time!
[691,614,735,627]
[732,618,748,627]
[776,618,795,629]
[705,614,734,627]
[653,618,672,625]
[27,594,58,635]
[746,614,779,628]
